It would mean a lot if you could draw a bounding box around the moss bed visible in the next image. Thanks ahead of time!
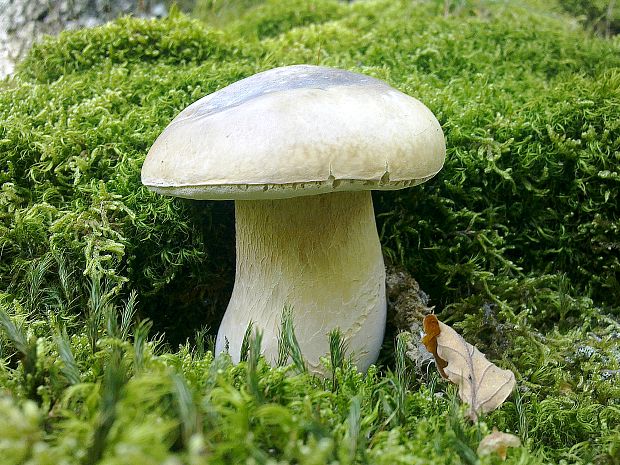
[0,0,618,463]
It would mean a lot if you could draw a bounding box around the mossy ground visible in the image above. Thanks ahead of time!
[0,0,618,463]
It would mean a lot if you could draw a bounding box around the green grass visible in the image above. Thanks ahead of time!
[0,0,619,463]
[0,273,617,464]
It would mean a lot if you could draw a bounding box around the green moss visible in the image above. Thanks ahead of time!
[2,0,618,340]
[0,1,619,462]
[191,0,266,27]
[1,35,255,338]
[558,0,620,35]
[227,0,347,39]
[1,280,617,463]
[18,12,231,83]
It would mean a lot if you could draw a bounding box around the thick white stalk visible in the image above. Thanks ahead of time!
[215,190,386,373]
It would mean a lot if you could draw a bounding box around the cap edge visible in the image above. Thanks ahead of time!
[143,172,441,200]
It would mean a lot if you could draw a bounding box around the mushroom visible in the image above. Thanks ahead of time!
[141,65,445,373]
[477,428,521,460]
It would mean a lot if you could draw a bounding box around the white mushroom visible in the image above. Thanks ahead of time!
[141,65,445,373]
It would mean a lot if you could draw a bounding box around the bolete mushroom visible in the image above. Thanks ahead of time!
[141,65,445,373]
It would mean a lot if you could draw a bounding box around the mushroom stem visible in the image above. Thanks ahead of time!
[215,190,386,373]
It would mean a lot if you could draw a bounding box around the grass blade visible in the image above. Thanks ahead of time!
[0,307,39,398]
[329,328,348,390]
[247,327,264,402]
[119,290,138,341]
[85,347,128,465]
[240,320,255,363]
[277,306,306,373]
[171,372,199,446]
[193,324,211,359]
[55,326,81,385]
[133,319,152,373]
[346,396,362,462]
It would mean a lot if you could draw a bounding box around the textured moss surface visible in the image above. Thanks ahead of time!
[0,1,618,463]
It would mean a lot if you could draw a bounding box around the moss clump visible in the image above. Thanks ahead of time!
[558,0,620,35]
[0,12,256,339]
[18,12,231,83]
[226,0,347,39]
[0,1,619,462]
[2,0,618,341]
[0,278,618,464]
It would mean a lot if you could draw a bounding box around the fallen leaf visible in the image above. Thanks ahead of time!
[477,428,521,460]
[421,312,448,377]
[422,314,516,420]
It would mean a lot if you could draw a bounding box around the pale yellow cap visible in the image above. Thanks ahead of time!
[141,65,445,200]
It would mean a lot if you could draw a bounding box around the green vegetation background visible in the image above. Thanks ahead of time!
[0,0,618,463]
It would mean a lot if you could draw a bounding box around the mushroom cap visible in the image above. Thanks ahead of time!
[141,65,445,200]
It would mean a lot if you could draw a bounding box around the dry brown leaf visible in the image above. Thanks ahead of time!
[421,312,448,377]
[477,428,521,460]
[422,315,516,421]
